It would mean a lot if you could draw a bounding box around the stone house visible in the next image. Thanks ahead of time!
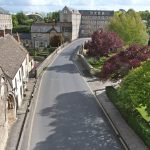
[31,22,71,49]
[0,34,33,108]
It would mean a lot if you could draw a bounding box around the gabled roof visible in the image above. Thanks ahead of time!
[63,6,80,14]
[31,23,61,33]
[0,34,28,79]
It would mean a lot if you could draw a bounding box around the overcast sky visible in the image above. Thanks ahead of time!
[0,0,150,13]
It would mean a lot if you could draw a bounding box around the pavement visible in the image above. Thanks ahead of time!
[75,54,149,150]
[6,78,36,150]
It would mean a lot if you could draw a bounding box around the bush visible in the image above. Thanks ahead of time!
[87,28,123,57]
[118,60,150,115]
[106,86,150,148]
[101,44,150,80]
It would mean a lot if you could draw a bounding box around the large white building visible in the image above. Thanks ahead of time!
[0,7,12,36]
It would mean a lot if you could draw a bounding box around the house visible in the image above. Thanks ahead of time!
[0,34,33,108]
[31,22,71,49]
[0,67,16,150]
[0,7,12,37]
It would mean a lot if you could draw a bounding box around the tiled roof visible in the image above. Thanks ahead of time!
[0,34,28,79]
[31,23,61,33]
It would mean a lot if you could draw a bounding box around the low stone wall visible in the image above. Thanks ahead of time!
[76,46,100,75]
[36,42,68,77]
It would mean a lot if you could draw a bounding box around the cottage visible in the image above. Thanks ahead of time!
[0,34,33,108]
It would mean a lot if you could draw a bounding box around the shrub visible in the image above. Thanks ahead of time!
[87,28,123,57]
[101,44,150,80]
[118,60,150,115]
[106,86,150,148]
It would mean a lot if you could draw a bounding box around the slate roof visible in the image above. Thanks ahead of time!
[31,23,61,33]
[0,34,28,79]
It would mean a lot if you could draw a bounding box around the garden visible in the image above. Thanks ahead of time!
[83,9,150,148]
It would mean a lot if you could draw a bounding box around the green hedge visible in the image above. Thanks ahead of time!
[106,86,150,148]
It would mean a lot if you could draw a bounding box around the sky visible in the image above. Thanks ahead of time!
[0,0,150,13]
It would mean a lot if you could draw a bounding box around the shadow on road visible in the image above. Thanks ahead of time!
[46,64,78,74]
[33,91,124,150]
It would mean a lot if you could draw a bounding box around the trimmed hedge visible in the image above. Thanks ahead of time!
[106,86,150,148]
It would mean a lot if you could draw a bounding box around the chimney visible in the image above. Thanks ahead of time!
[16,33,21,43]
[0,29,5,37]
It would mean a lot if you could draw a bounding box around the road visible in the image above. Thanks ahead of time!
[20,39,125,150]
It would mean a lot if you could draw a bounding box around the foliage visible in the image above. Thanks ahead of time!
[139,10,150,28]
[106,86,150,148]
[44,11,60,23]
[108,9,149,45]
[101,44,150,80]
[50,35,63,47]
[88,56,108,69]
[12,26,30,33]
[87,29,123,57]
[118,60,150,115]
[12,15,19,28]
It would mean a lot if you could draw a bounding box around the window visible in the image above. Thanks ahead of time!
[64,10,67,14]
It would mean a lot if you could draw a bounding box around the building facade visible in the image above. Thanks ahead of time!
[0,7,12,37]
[31,7,114,46]
[60,6,81,40]
[0,34,33,108]
[79,10,114,37]
[31,22,72,49]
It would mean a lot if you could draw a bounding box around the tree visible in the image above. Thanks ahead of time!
[87,28,123,56]
[16,12,28,25]
[50,35,63,47]
[108,9,149,46]
[44,11,60,23]
[12,15,18,28]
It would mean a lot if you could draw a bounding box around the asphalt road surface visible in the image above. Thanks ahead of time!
[20,39,125,150]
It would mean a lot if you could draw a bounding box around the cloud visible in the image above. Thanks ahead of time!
[1,0,150,12]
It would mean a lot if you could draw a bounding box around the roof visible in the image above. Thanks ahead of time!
[0,34,28,79]
[31,23,61,33]
[63,6,80,14]
[0,7,10,14]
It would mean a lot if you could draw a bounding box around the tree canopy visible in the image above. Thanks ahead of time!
[108,9,149,46]
[44,11,60,23]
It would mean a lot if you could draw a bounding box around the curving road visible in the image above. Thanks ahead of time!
[20,39,125,150]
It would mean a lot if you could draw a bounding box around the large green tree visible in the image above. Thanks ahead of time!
[108,9,149,45]
[44,11,59,23]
